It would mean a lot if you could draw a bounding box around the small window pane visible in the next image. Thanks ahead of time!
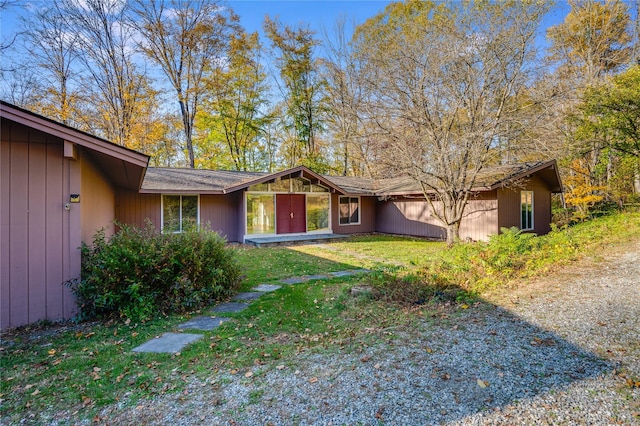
[307,194,329,231]
[291,178,310,193]
[270,179,290,192]
[350,197,359,224]
[247,194,275,234]
[521,191,533,230]
[339,197,350,224]
[163,195,181,233]
[181,196,198,231]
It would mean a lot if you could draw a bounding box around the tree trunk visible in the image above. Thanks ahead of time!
[445,221,461,246]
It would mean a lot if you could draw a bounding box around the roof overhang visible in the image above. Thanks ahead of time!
[1,101,149,191]
[488,160,563,193]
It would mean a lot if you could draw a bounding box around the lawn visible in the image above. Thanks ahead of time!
[2,213,639,424]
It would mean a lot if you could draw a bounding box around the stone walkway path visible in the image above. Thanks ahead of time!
[131,269,369,354]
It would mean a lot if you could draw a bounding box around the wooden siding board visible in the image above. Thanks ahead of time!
[200,193,240,242]
[9,139,30,326]
[1,132,12,327]
[376,198,446,240]
[28,140,47,323]
[45,142,64,321]
[65,154,81,319]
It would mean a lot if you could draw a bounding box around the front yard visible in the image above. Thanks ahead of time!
[1,212,639,424]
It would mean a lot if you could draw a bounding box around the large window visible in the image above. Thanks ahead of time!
[521,191,534,231]
[307,194,330,231]
[162,195,199,233]
[246,194,275,235]
[339,196,360,225]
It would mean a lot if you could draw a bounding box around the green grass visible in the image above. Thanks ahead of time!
[2,213,639,424]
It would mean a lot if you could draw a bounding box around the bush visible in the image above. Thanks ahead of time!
[67,224,242,322]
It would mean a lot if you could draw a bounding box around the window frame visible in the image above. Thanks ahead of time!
[339,196,360,226]
[520,191,534,231]
[161,194,200,234]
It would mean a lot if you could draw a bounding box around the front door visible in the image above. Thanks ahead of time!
[276,194,306,234]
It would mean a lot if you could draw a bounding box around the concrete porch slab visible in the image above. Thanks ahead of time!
[131,332,202,354]
[244,233,349,247]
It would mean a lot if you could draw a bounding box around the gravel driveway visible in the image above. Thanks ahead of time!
[105,240,640,425]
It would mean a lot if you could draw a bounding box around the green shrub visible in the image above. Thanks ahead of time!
[67,224,242,322]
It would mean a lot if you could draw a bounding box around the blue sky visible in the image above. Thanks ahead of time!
[1,0,575,49]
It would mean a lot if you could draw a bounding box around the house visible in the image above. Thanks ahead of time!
[1,101,563,328]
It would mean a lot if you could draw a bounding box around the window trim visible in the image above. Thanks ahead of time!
[339,196,361,226]
[520,191,534,231]
[161,194,200,233]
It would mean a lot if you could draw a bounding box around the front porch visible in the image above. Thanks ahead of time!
[244,233,350,247]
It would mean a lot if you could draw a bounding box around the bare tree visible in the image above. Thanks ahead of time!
[353,0,549,244]
[22,1,81,126]
[131,0,238,168]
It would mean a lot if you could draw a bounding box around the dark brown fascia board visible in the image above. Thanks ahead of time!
[487,160,563,193]
[1,101,149,168]
[223,165,347,194]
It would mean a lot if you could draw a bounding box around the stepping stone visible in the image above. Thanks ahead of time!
[253,284,281,292]
[329,270,356,277]
[211,302,249,313]
[178,316,231,331]
[280,277,307,285]
[232,292,263,301]
[305,274,329,281]
[131,332,202,354]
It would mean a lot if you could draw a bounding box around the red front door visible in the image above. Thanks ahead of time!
[276,194,306,234]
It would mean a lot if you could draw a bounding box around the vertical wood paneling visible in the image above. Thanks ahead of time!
[498,175,553,235]
[9,138,30,326]
[28,139,47,322]
[80,153,115,242]
[115,189,161,231]
[1,131,12,327]
[200,193,240,242]
[45,143,64,321]
[65,155,81,319]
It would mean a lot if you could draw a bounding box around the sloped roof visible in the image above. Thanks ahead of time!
[1,100,149,191]
[141,168,264,193]
[373,160,563,196]
[139,160,562,196]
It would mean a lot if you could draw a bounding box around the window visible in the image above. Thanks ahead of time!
[520,191,534,231]
[162,195,199,233]
[339,196,360,225]
[246,194,275,235]
[307,194,330,231]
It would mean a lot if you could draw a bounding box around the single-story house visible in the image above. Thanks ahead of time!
[1,101,563,328]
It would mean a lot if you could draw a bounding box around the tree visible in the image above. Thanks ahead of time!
[353,0,549,244]
[199,31,271,171]
[131,0,238,168]
[58,0,156,148]
[264,16,327,172]
[547,0,632,87]
[22,1,81,126]
[321,18,371,176]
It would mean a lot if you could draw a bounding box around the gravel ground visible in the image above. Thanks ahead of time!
[102,240,640,425]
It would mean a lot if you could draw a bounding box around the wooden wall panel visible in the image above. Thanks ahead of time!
[28,140,47,323]
[45,143,65,321]
[498,175,553,235]
[200,193,240,242]
[80,152,116,242]
[114,190,161,230]
[376,198,446,240]
[0,129,11,327]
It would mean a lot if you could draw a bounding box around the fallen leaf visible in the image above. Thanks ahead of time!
[309,377,318,384]
[374,363,381,369]
[244,371,253,378]
[360,355,371,363]
[230,369,238,375]
[30,389,40,396]
[477,379,489,388]
[48,349,56,356]
[276,365,285,370]
[82,395,92,406]
[460,304,469,309]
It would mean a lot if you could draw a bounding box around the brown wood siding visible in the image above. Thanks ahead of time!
[1,121,79,328]
[497,175,552,235]
[114,190,161,230]
[375,194,498,241]
[80,152,116,242]
[331,194,376,234]
[200,193,241,242]
[376,198,446,240]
